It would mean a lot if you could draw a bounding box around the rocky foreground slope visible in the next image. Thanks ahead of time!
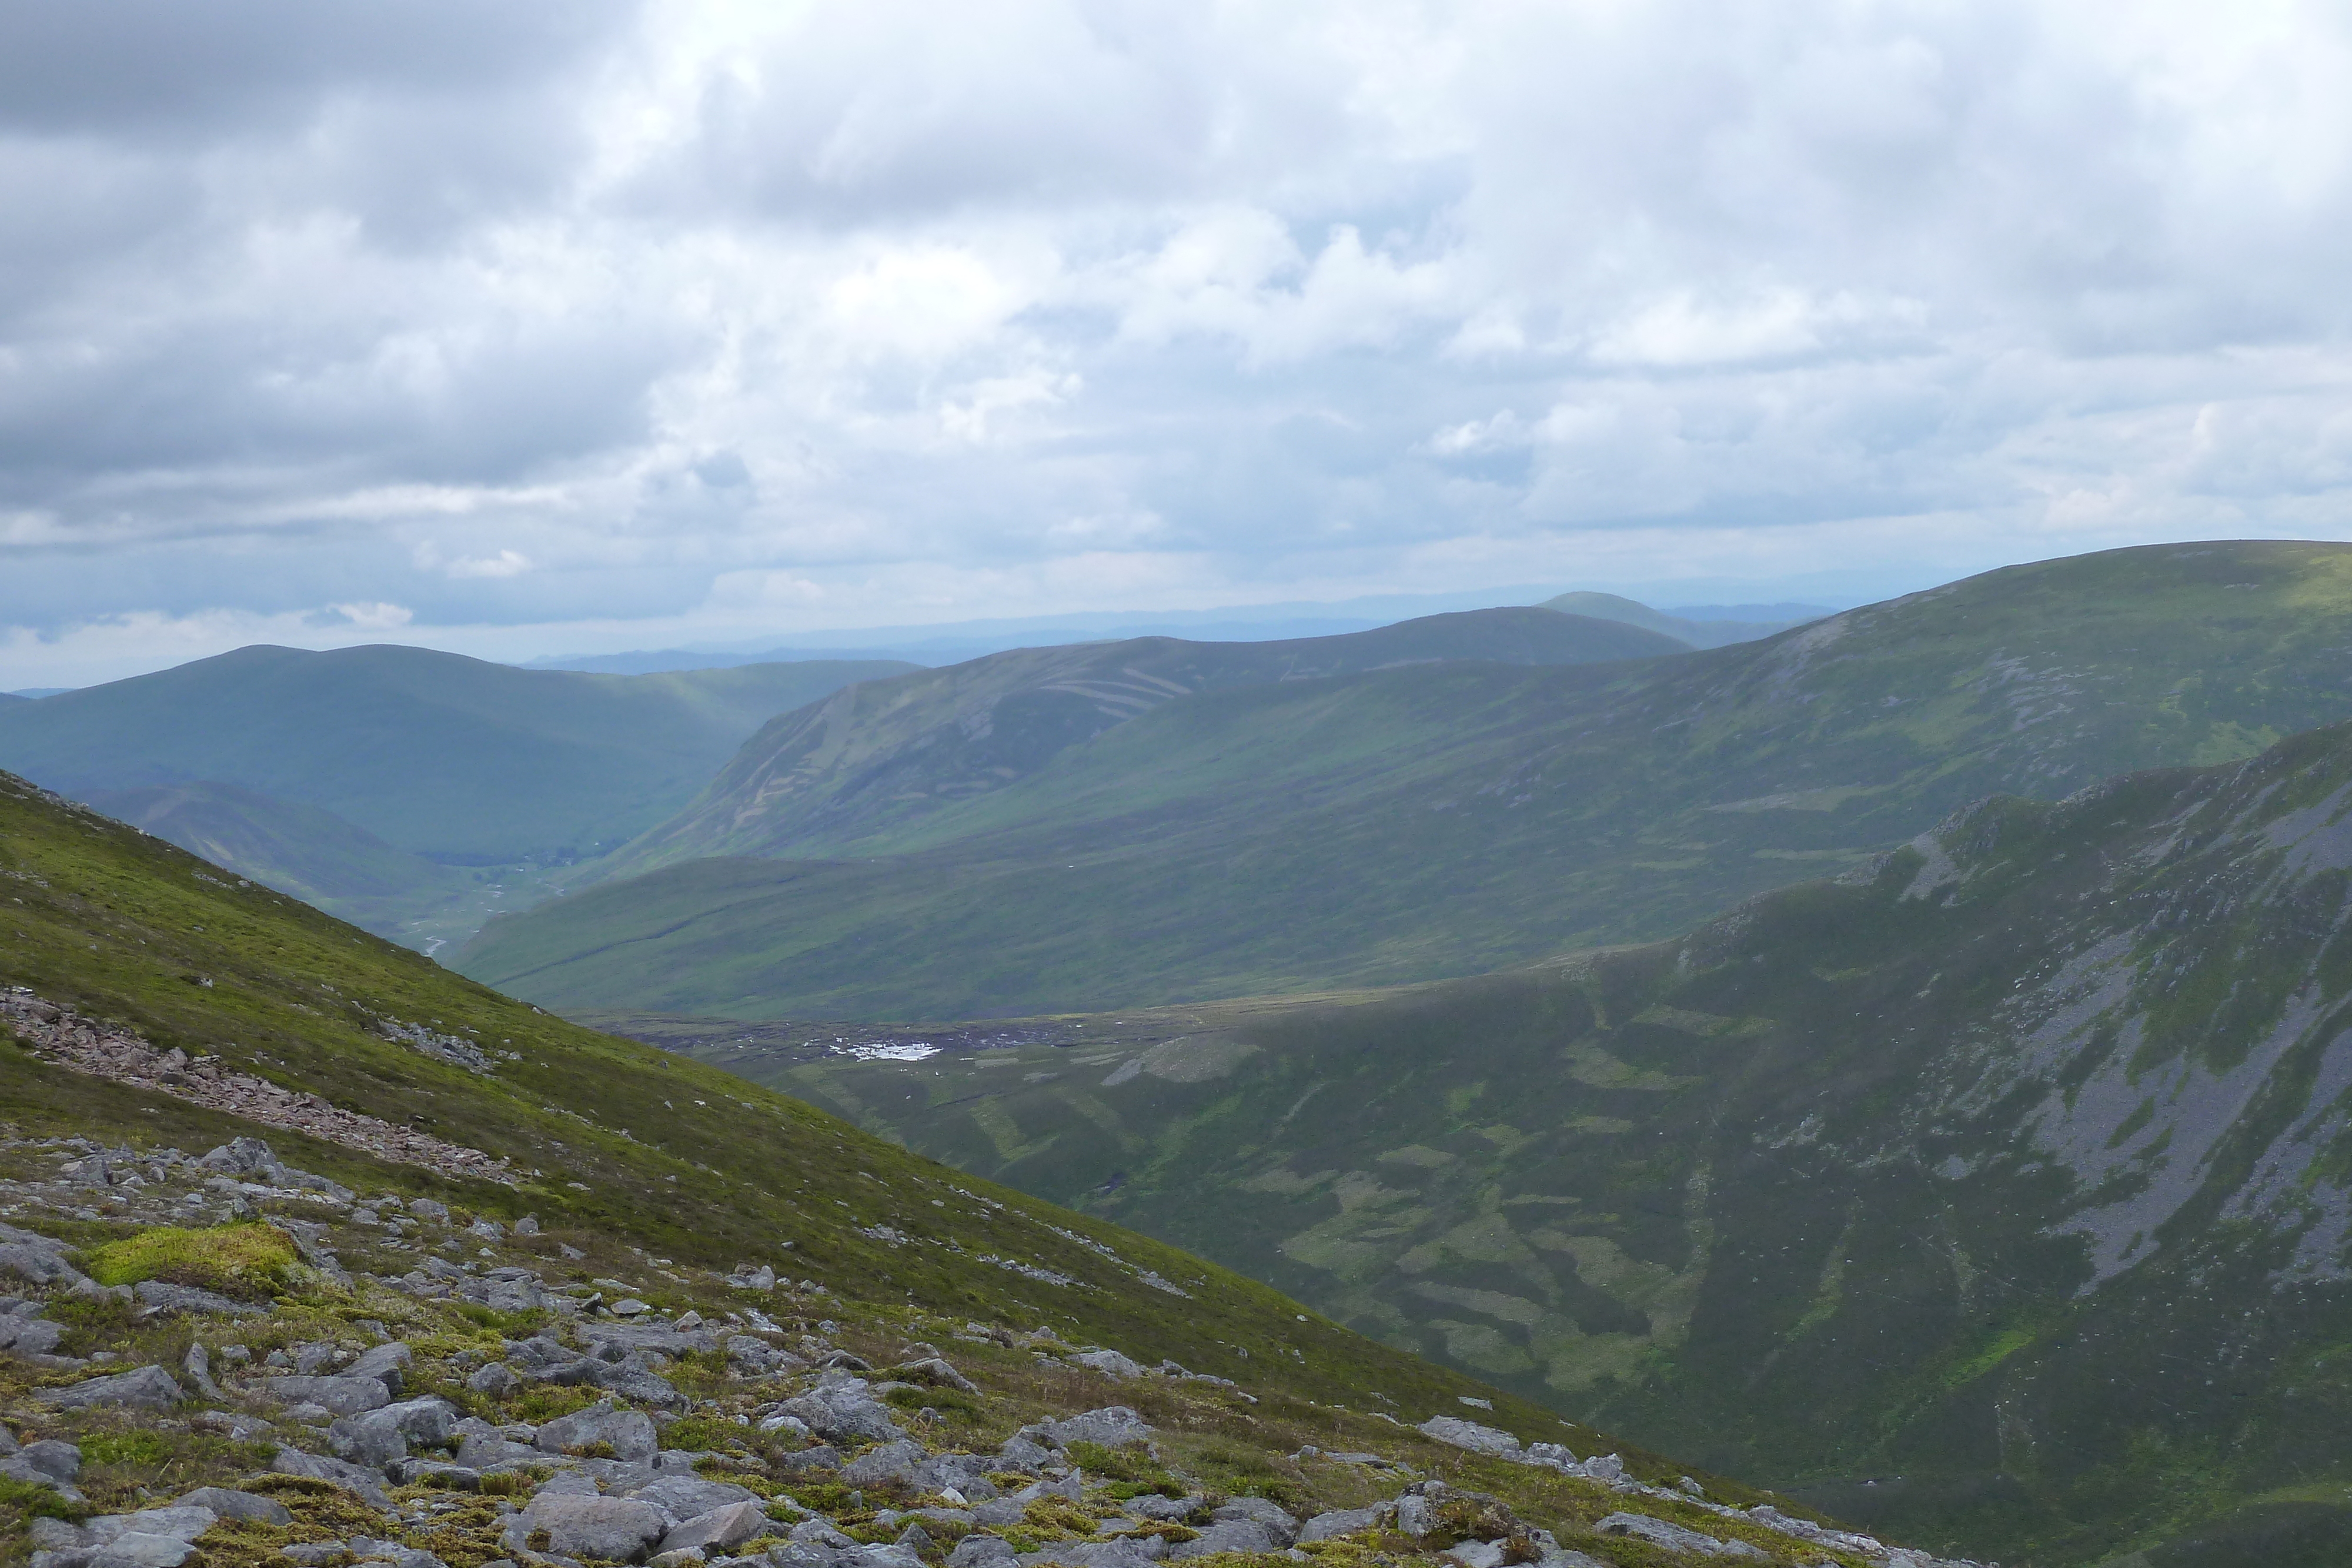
[0,770,1980,1566]
[0,1116,1976,1568]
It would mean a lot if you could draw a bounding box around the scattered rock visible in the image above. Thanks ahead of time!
[1593,1513,1768,1559]
[1298,1506,1388,1543]
[131,1280,267,1316]
[1069,1349,1141,1379]
[535,1400,660,1462]
[1416,1417,1521,1457]
[2,1438,84,1499]
[1036,1407,1152,1449]
[466,1362,519,1396]
[948,1534,1015,1568]
[37,1364,183,1411]
[659,1500,770,1556]
[347,1341,413,1395]
[172,1486,293,1524]
[505,1494,669,1562]
[258,1374,392,1416]
[270,1445,394,1506]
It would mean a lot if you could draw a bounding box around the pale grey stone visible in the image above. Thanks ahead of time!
[659,1502,770,1556]
[466,1363,519,1397]
[948,1536,1014,1568]
[270,1444,392,1506]
[536,1402,659,1462]
[1298,1507,1387,1543]
[1036,1407,1151,1449]
[507,1495,670,1562]
[346,1343,412,1396]
[171,1487,290,1524]
[630,1475,759,1519]
[1208,1499,1295,1547]
[37,1365,182,1411]
[83,1507,217,1547]
[1593,1514,1767,1560]
[1416,1417,1520,1457]
[842,1440,928,1487]
[1164,1521,1274,1559]
[260,1376,391,1417]
[88,1532,198,1568]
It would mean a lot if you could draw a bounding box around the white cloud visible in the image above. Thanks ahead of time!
[5,0,2352,685]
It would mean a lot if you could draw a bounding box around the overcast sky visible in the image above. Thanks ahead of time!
[6,0,2352,686]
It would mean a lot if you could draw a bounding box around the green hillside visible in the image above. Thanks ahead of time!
[462,540,2352,1022]
[691,716,2352,1566]
[0,767,1940,1568]
[1537,591,1816,648]
[598,607,1683,875]
[0,647,916,865]
[83,780,462,908]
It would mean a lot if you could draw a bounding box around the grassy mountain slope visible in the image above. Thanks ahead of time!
[0,648,916,865]
[81,780,461,907]
[0,766,1930,1568]
[1537,592,1817,648]
[705,716,2352,1565]
[462,540,2352,1022]
[597,608,1683,875]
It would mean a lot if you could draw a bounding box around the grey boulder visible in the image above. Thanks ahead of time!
[1164,1521,1275,1559]
[0,1316,65,1355]
[1417,1417,1522,1457]
[85,1508,218,1546]
[131,1281,265,1317]
[261,1376,391,1417]
[948,1538,1015,1568]
[171,1487,292,1525]
[1298,1506,1388,1543]
[780,1376,903,1446]
[38,1366,182,1412]
[506,1495,670,1562]
[1208,1499,1296,1547]
[842,1439,930,1486]
[1037,1407,1151,1449]
[630,1475,760,1517]
[657,1501,770,1556]
[1593,1514,1766,1559]
[346,1342,412,1395]
[534,1401,658,1462]
[329,1396,458,1469]
[1015,1543,1160,1568]
[270,1445,393,1506]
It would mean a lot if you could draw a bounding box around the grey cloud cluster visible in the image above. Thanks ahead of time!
[6,0,2352,684]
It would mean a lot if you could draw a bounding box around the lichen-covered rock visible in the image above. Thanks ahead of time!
[1298,1505,1390,1543]
[657,1500,770,1556]
[843,1438,929,1486]
[37,1365,182,1411]
[270,1445,392,1506]
[781,1374,904,1445]
[1035,1407,1151,1449]
[630,1473,761,1519]
[505,1494,669,1562]
[260,1374,392,1416]
[1416,1417,1521,1457]
[534,1400,659,1462]
[172,1487,292,1524]
[1593,1513,1767,1559]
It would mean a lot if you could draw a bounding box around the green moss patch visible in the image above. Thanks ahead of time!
[83,1221,299,1296]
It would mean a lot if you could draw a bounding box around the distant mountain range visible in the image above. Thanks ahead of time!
[596,606,1685,876]
[460,540,2352,1022]
[676,711,2352,1567]
[521,591,1834,675]
[0,646,913,947]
